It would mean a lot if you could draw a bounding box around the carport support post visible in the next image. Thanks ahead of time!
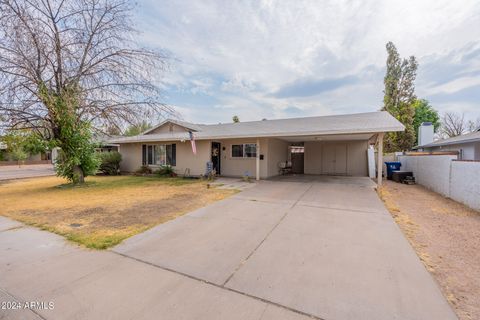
[256,138,260,181]
[377,133,384,186]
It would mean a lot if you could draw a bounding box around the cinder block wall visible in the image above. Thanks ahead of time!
[398,154,480,211]
[450,161,480,211]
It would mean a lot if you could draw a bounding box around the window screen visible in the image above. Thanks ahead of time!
[244,144,257,158]
[231,144,244,157]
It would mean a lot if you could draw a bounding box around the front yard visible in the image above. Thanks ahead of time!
[0,175,236,249]
[380,181,480,320]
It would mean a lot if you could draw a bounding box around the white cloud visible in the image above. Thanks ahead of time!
[135,0,480,123]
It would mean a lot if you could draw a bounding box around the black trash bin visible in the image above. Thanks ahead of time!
[385,161,401,180]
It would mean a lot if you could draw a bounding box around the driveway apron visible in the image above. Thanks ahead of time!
[114,176,457,320]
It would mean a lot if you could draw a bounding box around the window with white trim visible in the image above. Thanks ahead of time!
[231,144,257,158]
[143,144,176,166]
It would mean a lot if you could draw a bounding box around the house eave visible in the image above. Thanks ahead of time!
[109,126,404,144]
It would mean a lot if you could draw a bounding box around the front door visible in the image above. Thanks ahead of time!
[211,142,221,175]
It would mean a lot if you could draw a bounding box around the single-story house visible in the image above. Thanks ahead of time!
[110,111,404,184]
[415,123,480,160]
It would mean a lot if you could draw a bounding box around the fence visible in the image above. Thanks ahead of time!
[398,154,480,211]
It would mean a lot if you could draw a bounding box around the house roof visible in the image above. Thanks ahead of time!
[418,129,480,148]
[109,111,404,144]
[142,119,203,134]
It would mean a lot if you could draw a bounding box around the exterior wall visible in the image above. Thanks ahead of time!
[346,141,369,176]
[425,142,477,160]
[119,137,368,178]
[399,155,456,196]
[118,143,142,172]
[304,141,322,174]
[118,140,210,176]
[218,138,269,178]
[304,140,368,176]
[147,123,189,134]
[267,138,289,177]
[175,140,211,176]
[399,154,480,211]
[27,153,42,161]
[450,161,480,211]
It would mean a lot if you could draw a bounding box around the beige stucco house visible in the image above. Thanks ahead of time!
[110,111,404,185]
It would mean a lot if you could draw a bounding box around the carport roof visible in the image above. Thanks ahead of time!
[110,111,404,143]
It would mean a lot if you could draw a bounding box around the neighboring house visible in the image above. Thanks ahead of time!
[110,111,404,181]
[0,140,51,163]
[415,123,480,160]
[93,134,120,153]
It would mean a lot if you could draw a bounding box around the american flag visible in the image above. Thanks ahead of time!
[189,131,197,155]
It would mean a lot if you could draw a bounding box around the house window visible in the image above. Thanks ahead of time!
[143,144,176,166]
[232,144,257,158]
[232,144,244,157]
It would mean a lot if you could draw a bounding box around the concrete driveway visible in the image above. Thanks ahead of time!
[0,175,457,320]
[0,164,54,180]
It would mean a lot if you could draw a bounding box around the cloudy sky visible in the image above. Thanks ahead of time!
[134,0,480,124]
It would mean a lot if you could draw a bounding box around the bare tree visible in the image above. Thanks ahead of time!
[0,0,174,182]
[439,112,470,138]
[0,0,174,137]
[467,117,480,132]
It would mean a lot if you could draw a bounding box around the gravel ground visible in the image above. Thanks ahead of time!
[380,181,480,320]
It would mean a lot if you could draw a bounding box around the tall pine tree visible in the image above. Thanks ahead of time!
[382,42,418,152]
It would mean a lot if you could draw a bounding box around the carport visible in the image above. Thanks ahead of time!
[272,133,380,177]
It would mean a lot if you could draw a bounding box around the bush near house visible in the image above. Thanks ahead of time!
[155,165,176,177]
[97,151,122,175]
[135,165,153,175]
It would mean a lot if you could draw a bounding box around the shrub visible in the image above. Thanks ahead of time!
[155,165,176,177]
[97,151,122,175]
[135,165,152,175]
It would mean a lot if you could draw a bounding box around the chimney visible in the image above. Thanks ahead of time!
[418,122,434,146]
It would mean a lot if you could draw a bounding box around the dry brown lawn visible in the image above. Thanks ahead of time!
[0,175,236,249]
[379,181,480,320]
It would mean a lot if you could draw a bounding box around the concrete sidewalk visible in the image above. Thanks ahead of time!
[0,164,54,181]
[0,176,457,320]
[0,216,306,320]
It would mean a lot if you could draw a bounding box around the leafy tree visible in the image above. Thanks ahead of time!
[124,121,152,136]
[382,42,418,152]
[40,84,99,183]
[232,115,240,123]
[0,0,172,183]
[412,99,440,143]
[23,133,51,155]
[1,130,51,163]
[2,132,28,163]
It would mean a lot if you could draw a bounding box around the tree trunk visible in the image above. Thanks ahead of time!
[73,165,85,184]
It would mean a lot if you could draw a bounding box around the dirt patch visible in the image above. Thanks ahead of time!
[1,175,236,249]
[380,181,480,320]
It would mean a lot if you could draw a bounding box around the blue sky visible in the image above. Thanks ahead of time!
[133,0,480,124]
